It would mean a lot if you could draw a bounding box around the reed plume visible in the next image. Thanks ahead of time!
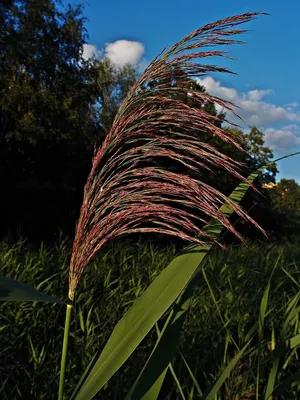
[68,12,265,301]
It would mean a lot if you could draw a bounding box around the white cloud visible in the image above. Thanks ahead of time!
[196,77,300,127]
[265,126,300,153]
[196,77,237,102]
[285,101,298,109]
[82,44,102,60]
[248,89,274,101]
[82,40,147,71]
[104,40,145,68]
[196,76,300,154]
[281,124,299,131]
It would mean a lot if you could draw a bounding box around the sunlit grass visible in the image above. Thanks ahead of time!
[1,238,300,399]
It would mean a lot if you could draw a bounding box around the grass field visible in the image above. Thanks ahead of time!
[1,237,300,399]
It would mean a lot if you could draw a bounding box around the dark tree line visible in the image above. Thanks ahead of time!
[0,0,136,242]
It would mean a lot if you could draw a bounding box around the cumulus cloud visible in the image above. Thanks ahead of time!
[285,102,299,112]
[196,76,300,153]
[196,77,300,127]
[82,40,147,71]
[82,44,102,60]
[285,101,298,109]
[104,40,145,68]
[264,126,300,153]
[248,89,274,101]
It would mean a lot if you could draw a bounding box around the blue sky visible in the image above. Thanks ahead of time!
[68,0,300,182]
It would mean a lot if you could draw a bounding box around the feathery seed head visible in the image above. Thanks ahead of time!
[68,12,266,301]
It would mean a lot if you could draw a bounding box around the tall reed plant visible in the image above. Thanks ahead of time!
[62,12,266,399]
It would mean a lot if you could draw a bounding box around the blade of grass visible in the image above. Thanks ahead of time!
[0,276,68,304]
[256,253,282,398]
[124,281,196,400]
[280,265,300,289]
[270,370,300,398]
[265,358,280,400]
[179,351,203,396]
[169,362,186,400]
[200,341,251,400]
[265,305,300,399]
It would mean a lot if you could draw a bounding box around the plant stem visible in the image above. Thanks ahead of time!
[58,303,73,400]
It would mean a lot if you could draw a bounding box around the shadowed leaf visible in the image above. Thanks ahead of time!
[0,276,68,304]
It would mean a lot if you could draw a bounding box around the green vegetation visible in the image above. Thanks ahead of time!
[0,0,137,242]
[1,3,300,399]
[1,238,300,399]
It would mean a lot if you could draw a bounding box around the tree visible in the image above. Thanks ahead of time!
[254,179,300,239]
[0,0,99,144]
[93,58,137,135]
[270,179,300,212]
[0,0,97,241]
[0,0,137,242]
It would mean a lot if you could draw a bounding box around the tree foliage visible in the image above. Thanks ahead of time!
[0,0,137,242]
[271,179,300,212]
[263,179,300,238]
[0,0,98,143]
[94,58,137,135]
